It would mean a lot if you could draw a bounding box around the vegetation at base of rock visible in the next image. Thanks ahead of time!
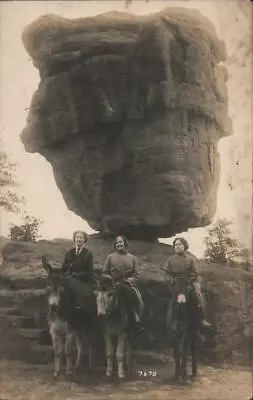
[203,218,251,269]
[125,0,150,8]
[9,214,43,243]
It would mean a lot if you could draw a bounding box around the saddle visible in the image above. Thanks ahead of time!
[99,275,143,329]
[64,275,97,315]
[116,281,144,327]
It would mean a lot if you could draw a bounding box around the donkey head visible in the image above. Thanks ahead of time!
[96,274,118,318]
[42,256,64,312]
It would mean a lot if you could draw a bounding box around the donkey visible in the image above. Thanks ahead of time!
[96,275,143,381]
[166,275,200,383]
[42,256,96,379]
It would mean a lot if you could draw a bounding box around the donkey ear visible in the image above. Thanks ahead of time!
[41,255,52,274]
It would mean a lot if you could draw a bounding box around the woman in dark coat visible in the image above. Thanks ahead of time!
[62,231,95,284]
[61,231,96,313]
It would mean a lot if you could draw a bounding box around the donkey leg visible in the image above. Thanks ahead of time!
[74,333,83,372]
[191,334,198,377]
[51,332,64,379]
[191,350,197,378]
[172,341,180,381]
[84,331,93,372]
[126,334,135,375]
[116,332,127,380]
[125,337,132,372]
[104,334,114,378]
[65,332,75,377]
[87,345,93,372]
[180,337,190,383]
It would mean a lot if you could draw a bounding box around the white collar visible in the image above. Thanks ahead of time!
[75,245,85,255]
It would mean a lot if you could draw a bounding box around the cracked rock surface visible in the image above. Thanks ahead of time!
[21,8,231,239]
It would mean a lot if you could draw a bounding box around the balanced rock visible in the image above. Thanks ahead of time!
[21,8,232,239]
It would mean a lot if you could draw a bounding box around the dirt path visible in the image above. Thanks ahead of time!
[0,359,252,400]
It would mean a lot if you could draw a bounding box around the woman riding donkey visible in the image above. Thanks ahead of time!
[97,235,144,380]
[103,235,144,336]
[164,237,211,331]
[61,230,97,315]
[42,231,97,378]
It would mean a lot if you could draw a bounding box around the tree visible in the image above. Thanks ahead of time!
[9,214,43,242]
[0,149,24,213]
[125,0,150,8]
[203,218,240,264]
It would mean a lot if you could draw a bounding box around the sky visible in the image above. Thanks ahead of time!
[0,0,250,257]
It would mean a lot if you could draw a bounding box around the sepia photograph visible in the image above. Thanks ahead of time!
[0,0,252,399]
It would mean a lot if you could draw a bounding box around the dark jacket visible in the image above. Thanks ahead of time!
[61,247,95,284]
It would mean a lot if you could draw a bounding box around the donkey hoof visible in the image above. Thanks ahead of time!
[172,374,180,383]
[53,372,60,380]
[74,366,81,375]
[65,372,73,381]
[105,374,113,383]
[118,374,125,382]
[181,378,189,385]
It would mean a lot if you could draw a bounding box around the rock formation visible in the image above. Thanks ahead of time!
[21,8,232,239]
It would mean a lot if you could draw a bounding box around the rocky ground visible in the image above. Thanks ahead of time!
[0,359,251,400]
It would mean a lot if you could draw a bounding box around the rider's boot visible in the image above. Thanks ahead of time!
[197,307,212,333]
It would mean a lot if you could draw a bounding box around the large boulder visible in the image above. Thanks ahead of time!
[21,9,232,239]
